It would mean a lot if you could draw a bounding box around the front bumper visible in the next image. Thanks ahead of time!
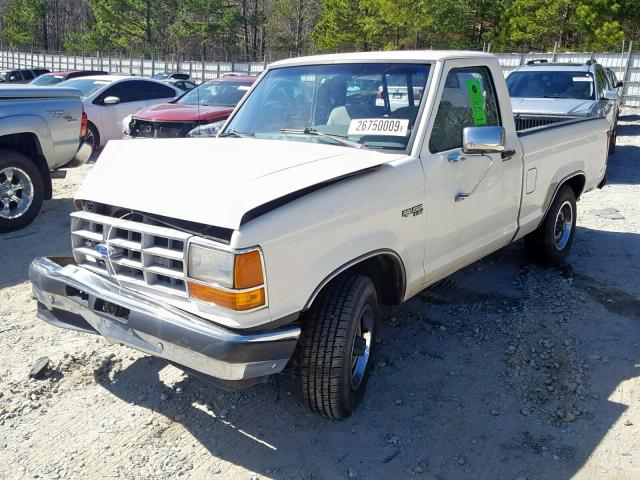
[29,257,300,385]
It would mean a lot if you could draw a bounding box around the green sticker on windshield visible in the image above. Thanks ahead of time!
[465,79,487,126]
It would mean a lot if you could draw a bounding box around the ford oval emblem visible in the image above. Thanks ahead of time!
[95,243,123,259]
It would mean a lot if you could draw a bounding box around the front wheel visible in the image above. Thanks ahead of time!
[299,273,378,419]
[0,150,45,233]
[524,185,577,264]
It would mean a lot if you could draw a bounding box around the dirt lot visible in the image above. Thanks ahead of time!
[1,110,639,480]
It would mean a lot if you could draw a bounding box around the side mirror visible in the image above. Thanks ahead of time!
[616,81,624,88]
[603,90,619,101]
[103,96,120,105]
[462,126,505,154]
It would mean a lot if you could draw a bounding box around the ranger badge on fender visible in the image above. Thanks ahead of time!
[402,204,423,218]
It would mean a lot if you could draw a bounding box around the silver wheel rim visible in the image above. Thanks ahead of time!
[554,200,573,250]
[0,167,34,220]
[84,127,96,150]
[351,305,373,390]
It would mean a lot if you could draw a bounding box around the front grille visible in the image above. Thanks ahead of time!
[71,210,192,297]
[131,119,196,138]
[515,115,568,132]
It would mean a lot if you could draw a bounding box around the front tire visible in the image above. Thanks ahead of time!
[0,150,45,233]
[524,185,577,264]
[300,273,378,419]
[608,129,617,155]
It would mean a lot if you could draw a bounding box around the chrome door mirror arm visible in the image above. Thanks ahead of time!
[454,156,495,202]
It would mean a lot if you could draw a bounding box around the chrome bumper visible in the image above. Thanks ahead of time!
[29,257,300,383]
[74,141,93,165]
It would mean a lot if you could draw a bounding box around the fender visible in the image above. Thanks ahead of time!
[0,115,56,164]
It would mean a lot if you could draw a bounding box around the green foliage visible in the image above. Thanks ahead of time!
[0,0,638,58]
[1,0,47,48]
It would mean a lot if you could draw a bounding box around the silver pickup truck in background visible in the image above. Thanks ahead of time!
[0,86,92,233]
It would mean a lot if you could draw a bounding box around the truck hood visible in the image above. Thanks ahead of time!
[133,103,233,122]
[76,138,398,230]
[511,97,595,116]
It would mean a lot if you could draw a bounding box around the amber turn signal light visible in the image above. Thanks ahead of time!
[188,282,265,311]
[234,250,264,289]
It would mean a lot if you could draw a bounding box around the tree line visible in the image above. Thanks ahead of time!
[0,0,637,62]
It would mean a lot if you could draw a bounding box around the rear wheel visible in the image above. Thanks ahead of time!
[84,122,100,151]
[524,185,576,265]
[0,150,44,233]
[299,273,378,419]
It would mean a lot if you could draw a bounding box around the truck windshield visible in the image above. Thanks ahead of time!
[178,81,252,107]
[30,75,64,86]
[223,63,431,151]
[58,78,111,98]
[507,71,595,100]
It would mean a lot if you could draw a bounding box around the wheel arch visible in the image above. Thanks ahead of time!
[539,171,585,228]
[303,249,407,311]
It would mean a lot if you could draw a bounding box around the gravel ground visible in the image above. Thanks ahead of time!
[1,109,639,480]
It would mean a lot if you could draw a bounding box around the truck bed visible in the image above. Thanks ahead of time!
[514,113,588,133]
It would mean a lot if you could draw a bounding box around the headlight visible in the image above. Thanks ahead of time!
[122,114,134,135]
[186,120,225,138]
[188,244,235,288]
[187,243,265,311]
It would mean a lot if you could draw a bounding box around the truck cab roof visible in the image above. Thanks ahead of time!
[270,50,496,68]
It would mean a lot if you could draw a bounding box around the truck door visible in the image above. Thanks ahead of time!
[420,60,521,283]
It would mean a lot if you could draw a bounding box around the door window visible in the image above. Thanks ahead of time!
[21,70,34,80]
[98,81,156,103]
[148,82,178,99]
[8,71,22,82]
[429,66,501,153]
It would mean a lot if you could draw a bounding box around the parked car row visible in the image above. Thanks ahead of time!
[0,67,257,149]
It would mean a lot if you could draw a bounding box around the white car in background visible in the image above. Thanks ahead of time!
[58,75,181,150]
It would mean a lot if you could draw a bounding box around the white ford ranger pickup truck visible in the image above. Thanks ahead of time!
[29,51,608,419]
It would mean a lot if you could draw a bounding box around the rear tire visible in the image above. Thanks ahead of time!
[0,150,44,233]
[300,273,378,419]
[84,122,100,151]
[524,185,576,265]
[608,129,617,154]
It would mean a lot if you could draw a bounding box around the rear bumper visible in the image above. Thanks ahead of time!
[73,141,93,165]
[29,257,300,384]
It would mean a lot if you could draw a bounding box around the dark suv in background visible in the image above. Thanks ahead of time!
[0,68,50,84]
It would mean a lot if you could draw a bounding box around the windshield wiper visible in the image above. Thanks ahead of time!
[279,128,366,149]
[219,129,254,138]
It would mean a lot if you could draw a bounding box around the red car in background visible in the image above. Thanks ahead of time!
[124,75,256,138]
